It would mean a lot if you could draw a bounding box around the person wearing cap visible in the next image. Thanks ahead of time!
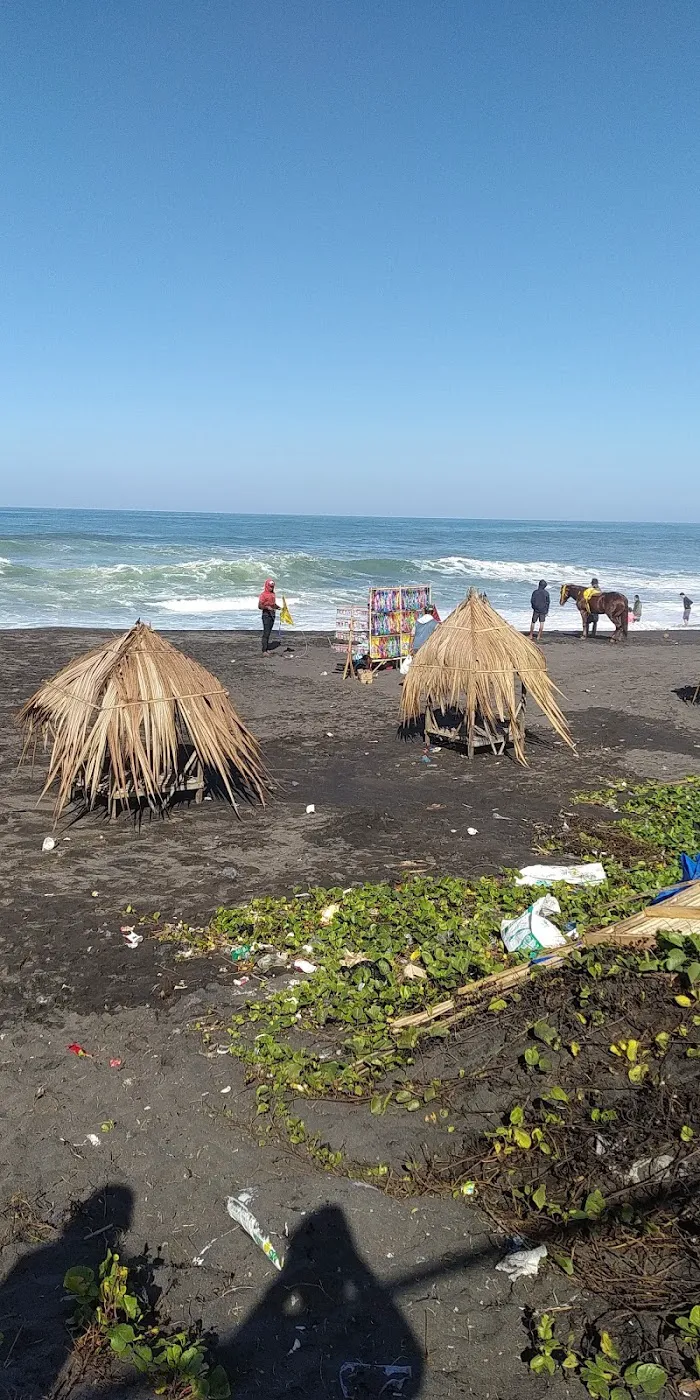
[585,577,602,635]
[529,579,550,642]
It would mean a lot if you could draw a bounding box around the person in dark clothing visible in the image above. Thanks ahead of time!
[681,593,693,624]
[588,577,601,635]
[529,579,550,642]
[258,578,279,653]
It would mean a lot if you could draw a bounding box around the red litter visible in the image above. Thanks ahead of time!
[109,1058,122,1069]
[68,1043,90,1057]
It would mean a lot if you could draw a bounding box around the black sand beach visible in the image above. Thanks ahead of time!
[1,627,700,1398]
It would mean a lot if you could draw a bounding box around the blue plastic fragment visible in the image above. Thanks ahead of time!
[650,852,700,904]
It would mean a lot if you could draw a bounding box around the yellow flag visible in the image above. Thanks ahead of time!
[280,596,294,626]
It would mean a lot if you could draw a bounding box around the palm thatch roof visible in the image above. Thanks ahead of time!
[19,622,268,820]
[400,589,575,764]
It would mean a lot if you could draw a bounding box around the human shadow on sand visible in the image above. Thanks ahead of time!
[0,1182,134,1399]
[0,1193,421,1400]
[3,1175,700,1399]
[216,1204,423,1399]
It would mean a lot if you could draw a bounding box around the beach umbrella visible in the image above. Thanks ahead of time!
[399,588,575,763]
[18,621,268,820]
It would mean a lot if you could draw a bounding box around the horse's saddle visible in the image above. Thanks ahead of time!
[582,587,602,610]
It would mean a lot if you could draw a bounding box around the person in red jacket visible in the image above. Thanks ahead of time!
[258,579,279,654]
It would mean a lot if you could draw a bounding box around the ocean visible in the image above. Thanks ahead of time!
[0,508,697,633]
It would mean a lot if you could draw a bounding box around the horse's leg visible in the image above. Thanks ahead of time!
[579,606,588,638]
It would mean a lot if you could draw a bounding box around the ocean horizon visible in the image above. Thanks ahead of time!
[0,507,698,634]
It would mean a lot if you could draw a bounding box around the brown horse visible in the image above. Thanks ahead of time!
[560,583,629,642]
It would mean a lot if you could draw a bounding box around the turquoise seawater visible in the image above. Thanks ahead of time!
[0,508,697,632]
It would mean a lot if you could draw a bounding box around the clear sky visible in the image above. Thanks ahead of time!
[1,1,698,519]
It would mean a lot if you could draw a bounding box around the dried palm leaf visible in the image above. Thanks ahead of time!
[400,589,574,763]
[19,622,267,820]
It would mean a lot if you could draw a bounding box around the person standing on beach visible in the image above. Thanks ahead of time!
[258,579,279,654]
[681,593,693,625]
[412,604,440,654]
[632,595,642,623]
[587,577,601,636]
[529,579,550,642]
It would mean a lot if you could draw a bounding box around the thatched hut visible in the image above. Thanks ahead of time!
[19,622,268,820]
[400,589,575,763]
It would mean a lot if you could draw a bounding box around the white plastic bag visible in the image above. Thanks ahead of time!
[515,862,606,887]
[500,895,566,955]
[496,1243,547,1279]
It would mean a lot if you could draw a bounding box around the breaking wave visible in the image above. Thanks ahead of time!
[0,509,698,631]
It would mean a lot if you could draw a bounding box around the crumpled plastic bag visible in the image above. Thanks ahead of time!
[340,1363,413,1398]
[496,1243,547,1280]
[515,862,606,887]
[500,896,567,955]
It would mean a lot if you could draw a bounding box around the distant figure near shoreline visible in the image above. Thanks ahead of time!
[529,579,550,642]
[681,592,693,625]
[258,578,279,654]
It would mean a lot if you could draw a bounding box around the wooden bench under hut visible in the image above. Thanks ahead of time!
[19,622,268,820]
[399,588,575,763]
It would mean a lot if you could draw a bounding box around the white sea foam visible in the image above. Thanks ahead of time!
[417,555,570,583]
[0,517,697,632]
[158,595,262,614]
[416,556,700,597]
[157,593,303,615]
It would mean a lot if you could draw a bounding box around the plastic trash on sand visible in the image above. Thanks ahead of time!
[192,1235,220,1267]
[42,836,55,852]
[255,951,289,973]
[515,862,606,887]
[500,896,567,955]
[293,958,317,974]
[623,1152,674,1186]
[230,943,252,962]
[226,1194,283,1271]
[339,1363,413,1399]
[496,1243,547,1280]
[681,852,700,882]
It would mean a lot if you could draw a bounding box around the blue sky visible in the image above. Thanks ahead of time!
[1,0,698,519]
